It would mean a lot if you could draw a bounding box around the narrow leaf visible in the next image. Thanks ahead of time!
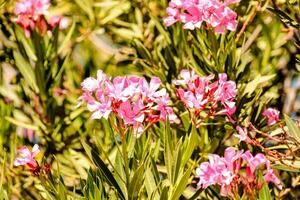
[13,51,39,93]
[284,114,300,143]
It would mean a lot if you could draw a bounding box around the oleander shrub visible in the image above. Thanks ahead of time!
[0,0,300,199]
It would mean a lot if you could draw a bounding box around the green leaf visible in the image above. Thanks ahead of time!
[15,26,37,61]
[187,188,203,200]
[284,114,300,143]
[259,182,272,200]
[258,170,272,200]
[128,165,145,200]
[242,74,275,96]
[164,120,174,182]
[145,168,159,200]
[160,186,169,200]
[273,163,300,172]
[114,151,128,198]
[172,140,183,184]
[5,116,38,131]
[100,2,131,24]
[268,8,300,29]
[169,166,192,200]
[74,0,94,22]
[91,149,126,200]
[274,159,300,170]
[133,39,152,61]
[13,51,39,93]
[181,125,197,169]
[58,22,76,54]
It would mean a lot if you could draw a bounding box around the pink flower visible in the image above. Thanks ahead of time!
[79,70,177,137]
[223,147,243,172]
[163,0,185,26]
[215,101,236,123]
[81,77,99,92]
[196,147,282,197]
[81,70,108,92]
[235,126,249,142]
[116,100,145,137]
[164,0,240,33]
[49,16,70,29]
[117,100,145,124]
[13,0,69,36]
[196,147,242,197]
[107,76,140,101]
[214,73,237,103]
[262,108,280,126]
[174,69,197,85]
[140,77,164,100]
[14,144,40,169]
[14,0,49,17]
[13,0,50,37]
[264,169,283,189]
[174,69,237,122]
[241,151,269,181]
[207,5,238,33]
[87,100,112,120]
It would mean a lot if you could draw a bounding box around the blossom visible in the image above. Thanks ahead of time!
[262,108,280,126]
[48,16,70,30]
[14,144,40,169]
[196,147,282,197]
[79,70,177,137]
[13,0,50,37]
[235,126,249,142]
[241,151,269,181]
[174,69,237,122]
[196,147,242,197]
[163,0,184,26]
[13,0,68,36]
[164,0,240,33]
[214,73,237,103]
[264,169,283,190]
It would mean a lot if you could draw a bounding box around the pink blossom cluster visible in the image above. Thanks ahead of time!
[14,144,51,175]
[79,70,177,137]
[174,69,237,122]
[164,0,241,33]
[263,108,280,126]
[14,144,40,170]
[196,147,282,197]
[13,0,68,37]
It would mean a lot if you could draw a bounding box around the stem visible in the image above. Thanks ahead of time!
[236,3,259,42]
[249,123,283,143]
[121,131,130,189]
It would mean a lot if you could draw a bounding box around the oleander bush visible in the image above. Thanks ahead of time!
[0,0,300,199]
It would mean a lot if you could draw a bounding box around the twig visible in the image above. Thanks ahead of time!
[236,3,259,42]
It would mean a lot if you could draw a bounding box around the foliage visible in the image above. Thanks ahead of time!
[0,0,300,199]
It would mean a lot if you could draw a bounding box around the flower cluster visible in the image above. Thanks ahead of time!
[79,70,177,137]
[174,69,237,123]
[14,144,39,168]
[164,0,240,33]
[263,108,280,126]
[13,0,68,37]
[14,144,51,175]
[14,144,40,174]
[196,147,282,197]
